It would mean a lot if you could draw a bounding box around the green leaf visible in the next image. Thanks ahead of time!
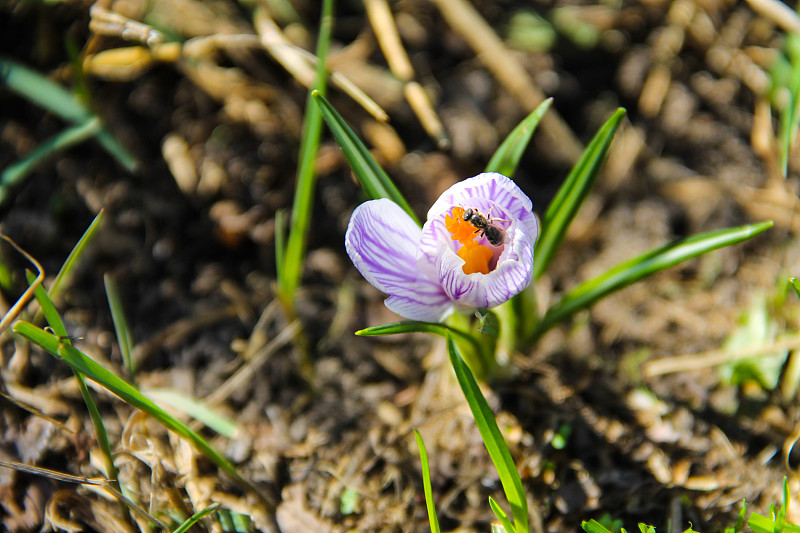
[172,504,220,533]
[278,0,333,302]
[748,513,776,533]
[26,272,120,491]
[719,295,787,390]
[475,308,500,338]
[531,221,773,342]
[48,209,105,303]
[447,336,528,533]
[791,277,800,300]
[104,273,135,378]
[0,118,103,198]
[0,57,138,173]
[778,33,800,176]
[583,520,616,533]
[489,496,516,533]
[414,429,441,533]
[313,91,420,226]
[357,320,487,374]
[485,98,552,177]
[533,108,626,281]
[12,321,246,487]
[143,388,239,438]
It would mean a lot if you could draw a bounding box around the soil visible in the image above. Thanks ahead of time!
[1,0,800,532]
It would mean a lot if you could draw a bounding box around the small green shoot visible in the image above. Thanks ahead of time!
[790,277,800,300]
[172,504,220,533]
[725,500,747,533]
[719,295,788,390]
[0,57,138,186]
[277,0,333,304]
[485,98,553,177]
[313,91,420,226]
[104,273,135,378]
[48,209,106,304]
[447,335,528,533]
[414,429,441,533]
[748,478,800,533]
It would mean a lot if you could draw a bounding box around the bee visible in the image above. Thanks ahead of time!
[462,207,506,247]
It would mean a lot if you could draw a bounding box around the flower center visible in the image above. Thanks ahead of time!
[444,206,498,275]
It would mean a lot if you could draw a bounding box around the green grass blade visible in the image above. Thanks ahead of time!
[172,504,220,533]
[582,520,615,533]
[489,496,516,533]
[485,98,552,177]
[447,335,528,533]
[25,272,120,491]
[12,321,244,485]
[143,388,239,438]
[0,117,103,197]
[1,56,90,123]
[48,209,105,303]
[533,108,626,281]
[0,57,139,173]
[748,513,776,533]
[313,91,420,226]
[532,221,774,341]
[277,0,333,301]
[356,320,483,357]
[104,273,135,377]
[414,429,441,533]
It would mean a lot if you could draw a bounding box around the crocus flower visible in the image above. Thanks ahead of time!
[345,172,538,322]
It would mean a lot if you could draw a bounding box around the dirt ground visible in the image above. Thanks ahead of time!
[2,0,800,532]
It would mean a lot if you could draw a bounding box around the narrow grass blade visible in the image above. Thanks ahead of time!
[313,91,420,225]
[0,57,138,173]
[357,320,482,357]
[48,209,105,303]
[582,520,615,533]
[1,56,90,123]
[278,0,333,301]
[171,503,220,533]
[790,277,800,299]
[143,388,239,438]
[104,273,135,377]
[26,272,120,491]
[485,98,552,177]
[531,221,774,342]
[12,321,244,485]
[489,496,516,533]
[533,108,626,281]
[447,336,528,533]
[778,34,800,175]
[1,118,103,197]
[413,429,441,533]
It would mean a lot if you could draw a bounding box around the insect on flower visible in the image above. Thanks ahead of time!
[462,207,506,247]
[345,172,538,322]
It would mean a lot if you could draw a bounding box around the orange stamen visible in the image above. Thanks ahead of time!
[445,206,498,275]
[457,241,493,275]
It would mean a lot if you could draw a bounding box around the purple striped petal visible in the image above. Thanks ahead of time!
[345,199,453,321]
[436,219,535,308]
[427,172,539,240]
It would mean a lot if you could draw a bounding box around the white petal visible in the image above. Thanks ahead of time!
[437,223,535,308]
[345,199,452,320]
[427,172,538,240]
